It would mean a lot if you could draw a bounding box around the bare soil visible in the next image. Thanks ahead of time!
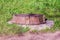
[0,31,60,40]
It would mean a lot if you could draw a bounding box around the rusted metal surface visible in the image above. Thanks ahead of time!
[9,14,46,25]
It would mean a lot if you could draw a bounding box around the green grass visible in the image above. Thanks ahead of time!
[0,0,60,35]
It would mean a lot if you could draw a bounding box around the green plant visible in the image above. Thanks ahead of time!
[0,0,60,35]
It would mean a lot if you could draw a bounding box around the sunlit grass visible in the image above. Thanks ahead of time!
[0,0,60,34]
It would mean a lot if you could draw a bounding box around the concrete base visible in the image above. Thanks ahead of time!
[17,20,54,30]
[8,20,54,30]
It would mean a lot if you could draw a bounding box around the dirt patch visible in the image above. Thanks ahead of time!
[0,31,60,40]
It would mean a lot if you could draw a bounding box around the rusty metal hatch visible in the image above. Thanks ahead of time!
[12,14,46,25]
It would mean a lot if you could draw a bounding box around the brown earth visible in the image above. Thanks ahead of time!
[0,31,60,40]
